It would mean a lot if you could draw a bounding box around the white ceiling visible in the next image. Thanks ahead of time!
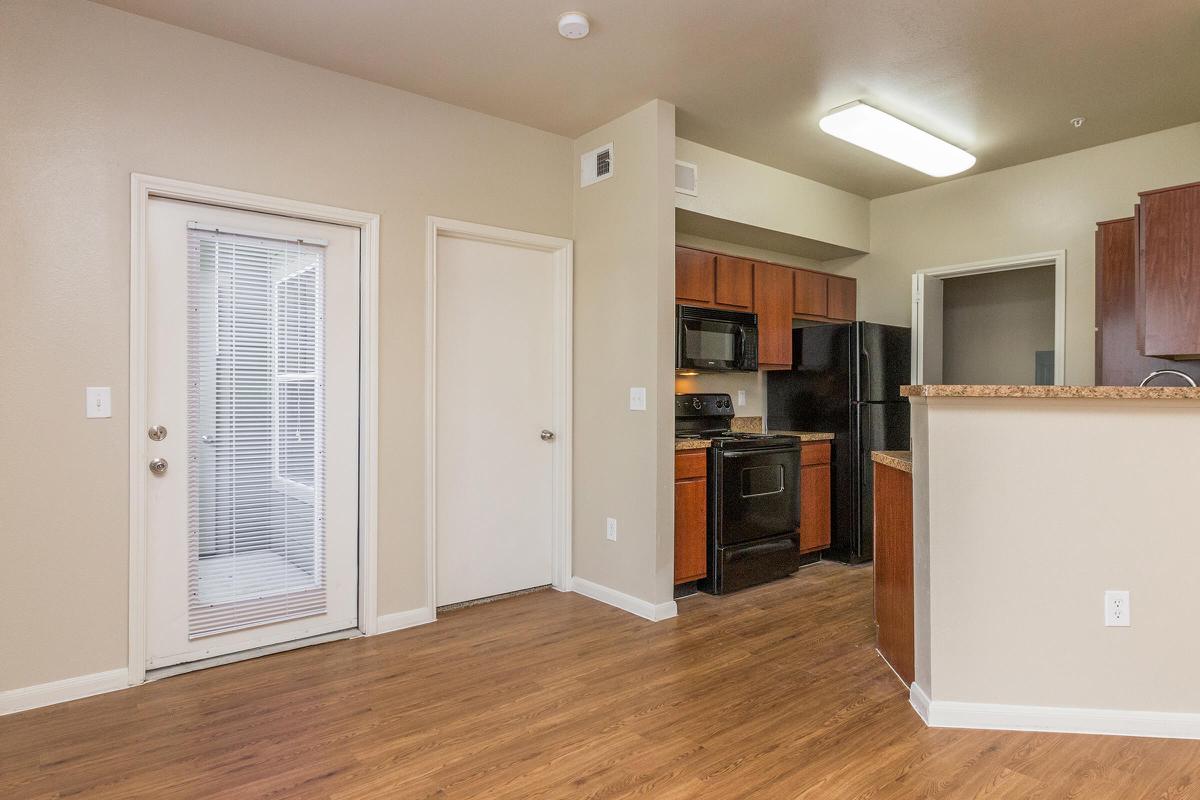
[96,0,1200,198]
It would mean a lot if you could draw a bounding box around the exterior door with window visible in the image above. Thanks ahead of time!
[145,198,360,670]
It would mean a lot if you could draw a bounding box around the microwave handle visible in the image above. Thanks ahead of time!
[737,325,746,364]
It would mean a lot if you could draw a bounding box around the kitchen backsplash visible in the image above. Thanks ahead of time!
[674,371,764,416]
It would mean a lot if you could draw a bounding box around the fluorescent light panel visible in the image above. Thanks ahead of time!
[819,101,975,177]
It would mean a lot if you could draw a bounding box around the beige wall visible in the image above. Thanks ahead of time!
[0,0,573,691]
[572,100,677,608]
[912,396,1200,712]
[830,123,1200,385]
[675,138,870,254]
[941,266,1056,385]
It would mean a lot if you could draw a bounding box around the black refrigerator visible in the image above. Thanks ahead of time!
[765,322,911,564]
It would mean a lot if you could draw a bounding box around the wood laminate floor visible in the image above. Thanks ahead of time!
[4,562,1200,798]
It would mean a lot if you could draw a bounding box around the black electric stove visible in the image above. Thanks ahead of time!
[675,394,801,594]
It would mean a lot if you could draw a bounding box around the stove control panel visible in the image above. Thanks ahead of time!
[675,393,734,418]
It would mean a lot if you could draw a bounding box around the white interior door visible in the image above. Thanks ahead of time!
[436,233,556,606]
[146,198,360,670]
[913,272,944,384]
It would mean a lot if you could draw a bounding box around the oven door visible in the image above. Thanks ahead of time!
[677,315,749,371]
[714,445,800,546]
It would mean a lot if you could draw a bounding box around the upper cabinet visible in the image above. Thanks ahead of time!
[754,262,794,368]
[714,255,754,309]
[827,276,857,322]
[675,244,857,371]
[1137,182,1200,358]
[675,246,716,305]
[793,270,828,318]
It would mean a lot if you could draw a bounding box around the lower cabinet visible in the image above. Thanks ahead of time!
[674,450,708,584]
[873,461,914,685]
[798,441,832,553]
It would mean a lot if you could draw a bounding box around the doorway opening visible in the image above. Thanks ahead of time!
[911,251,1066,385]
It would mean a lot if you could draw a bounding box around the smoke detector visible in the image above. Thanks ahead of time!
[1070,117,1086,128]
[557,12,590,39]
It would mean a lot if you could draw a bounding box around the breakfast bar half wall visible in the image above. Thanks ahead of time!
[905,384,1200,739]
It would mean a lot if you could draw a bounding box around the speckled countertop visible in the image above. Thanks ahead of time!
[872,450,913,473]
[902,385,1200,400]
[675,416,835,451]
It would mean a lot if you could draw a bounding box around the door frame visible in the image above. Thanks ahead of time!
[424,216,573,617]
[128,174,380,685]
[911,250,1067,385]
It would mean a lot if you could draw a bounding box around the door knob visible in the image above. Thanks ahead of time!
[540,429,556,442]
[149,458,168,476]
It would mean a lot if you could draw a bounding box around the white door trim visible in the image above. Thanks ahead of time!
[424,216,574,618]
[912,250,1067,386]
[128,173,380,686]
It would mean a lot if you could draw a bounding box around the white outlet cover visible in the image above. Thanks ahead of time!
[629,387,647,411]
[1104,589,1131,627]
[86,386,111,418]
[606,517,617,541]
[737,389,747,406]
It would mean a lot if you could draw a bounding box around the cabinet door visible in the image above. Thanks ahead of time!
[798,463,831,553]
[676,246,715,306]
[827,276,857,321]
[714,255,754,309]
[793,270,829,318]
[753,262,793,368]
[1139,183,1200,357]
[674,476,708,583]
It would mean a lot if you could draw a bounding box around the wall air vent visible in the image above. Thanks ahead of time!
[674,160,698,196]
[580,143,614,187]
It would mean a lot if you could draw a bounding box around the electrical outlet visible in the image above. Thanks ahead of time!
[1104,590,1131,627]
[606,517,617,541]
[736,389,747,407]
[629,387,646,411]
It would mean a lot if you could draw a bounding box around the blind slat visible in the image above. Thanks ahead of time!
[187,227,327,639]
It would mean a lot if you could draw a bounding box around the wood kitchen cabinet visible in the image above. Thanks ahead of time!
[675,245,858,369]
[714,255,755,309]
[873,458,914,685]
[827,275,857,321]
[675,246,716,306]
[753,262,794,368]
[797,441,832,554]
[1095,216,1200,385]
[674,450,708,585]
[792,270,829,318]
[1137,181,1200,358]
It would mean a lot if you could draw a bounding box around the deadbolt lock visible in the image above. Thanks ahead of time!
[148,425,167,441]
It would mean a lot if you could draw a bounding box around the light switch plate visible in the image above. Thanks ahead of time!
[737,390,747,407]
[629,387,647,411]
[86,386,111,418]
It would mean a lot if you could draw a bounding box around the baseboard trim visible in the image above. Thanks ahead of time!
[913,687,1200,740]
[571,576,678,622]
[909,682,932,724]
[376,606,436,634]
[1,668,130,716]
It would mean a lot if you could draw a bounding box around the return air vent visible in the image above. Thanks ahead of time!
[580,143,614,187]
[674,160,698,196]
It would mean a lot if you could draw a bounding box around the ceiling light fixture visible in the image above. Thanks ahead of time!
[818,101,976,177]
[557,12,590,39]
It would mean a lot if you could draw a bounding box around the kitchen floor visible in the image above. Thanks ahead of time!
[5,563,1200,798]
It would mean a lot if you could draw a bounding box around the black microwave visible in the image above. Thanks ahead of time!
[676,305,759,372]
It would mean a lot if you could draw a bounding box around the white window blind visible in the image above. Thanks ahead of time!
[186,225,327,638]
